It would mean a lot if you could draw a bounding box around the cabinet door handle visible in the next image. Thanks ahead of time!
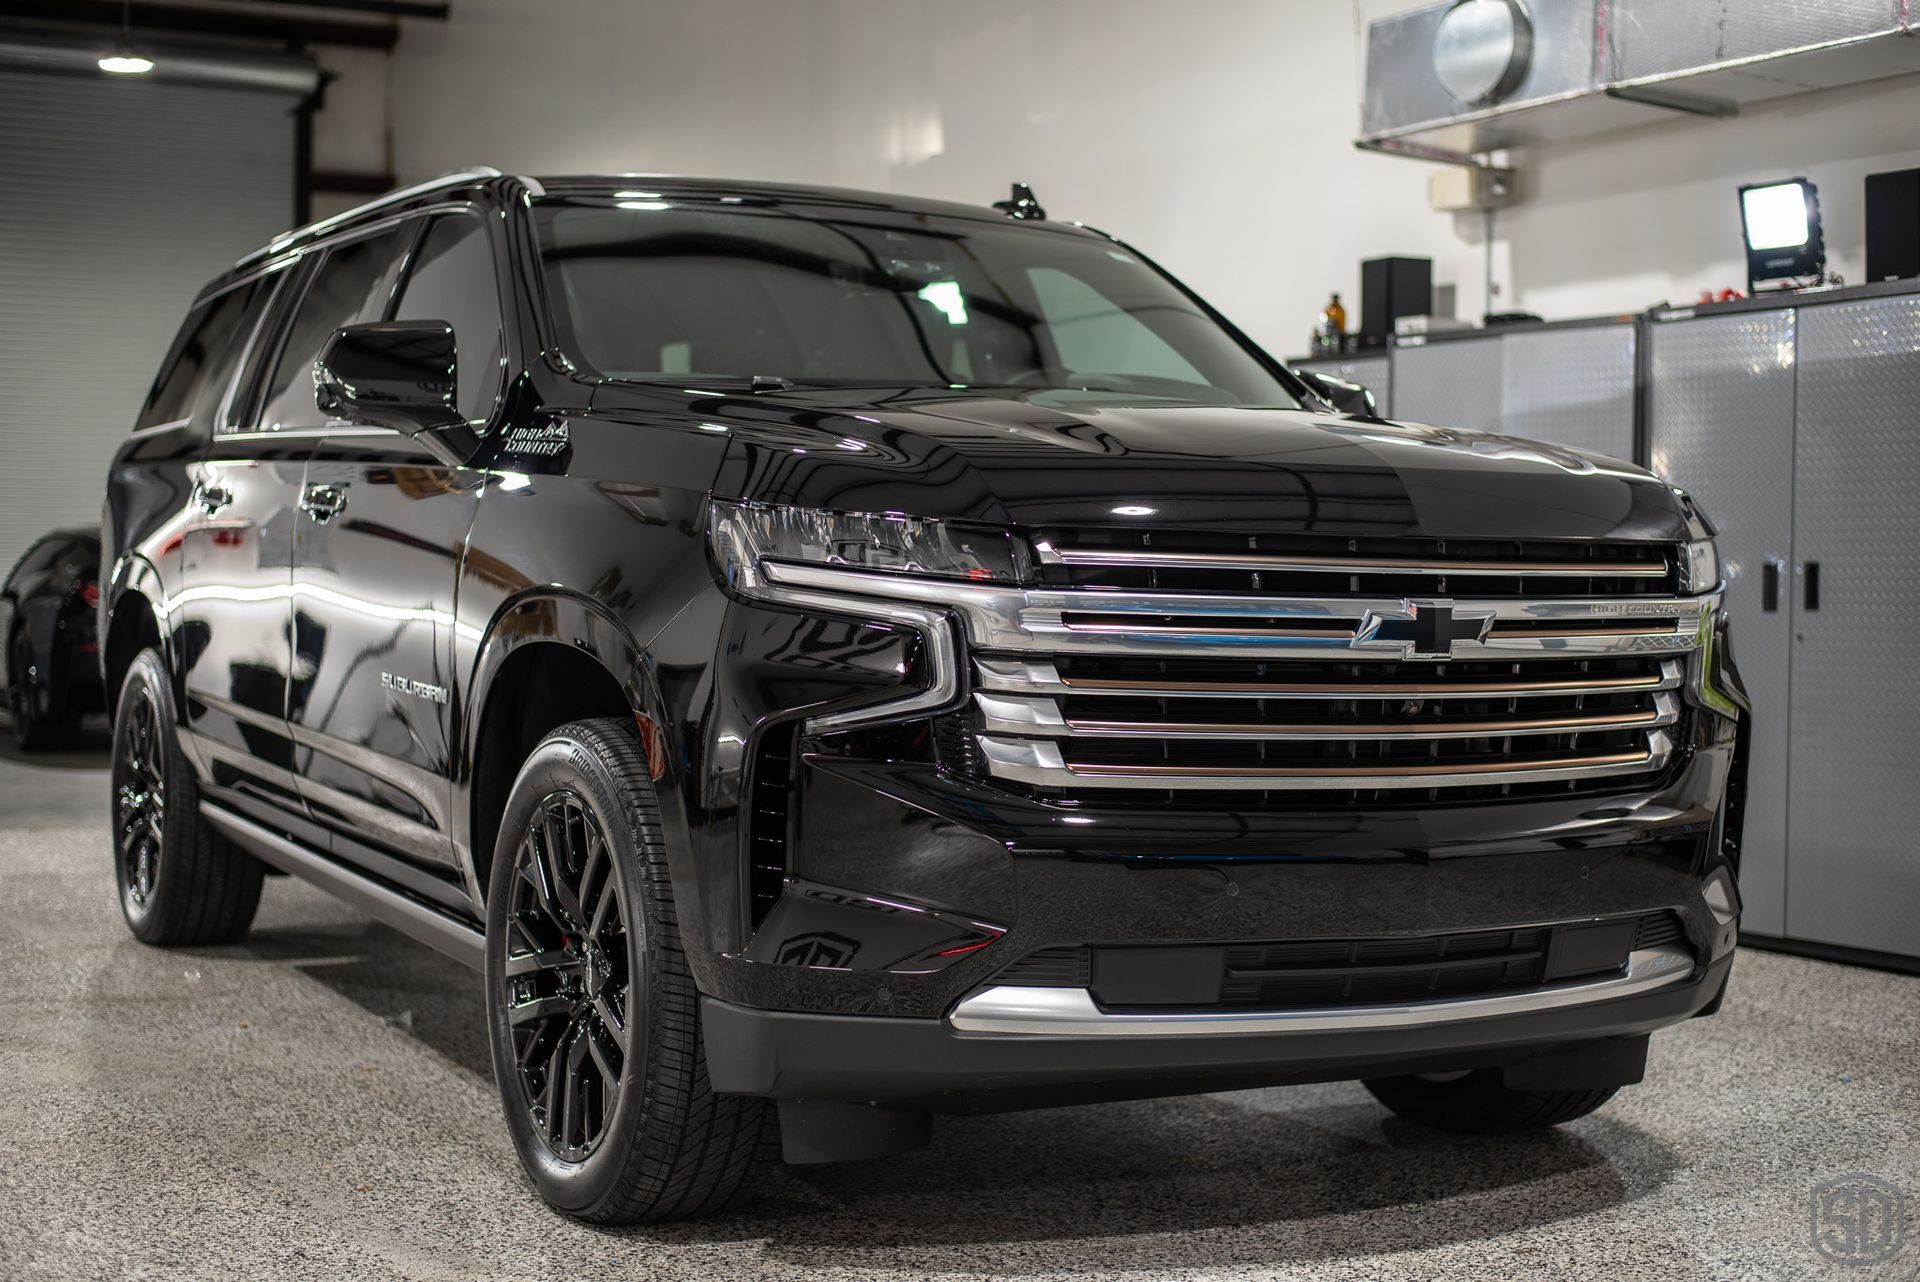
[1802,561,1820,612]
[1761,560,1780,612]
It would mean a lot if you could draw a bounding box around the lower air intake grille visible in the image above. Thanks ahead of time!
[746,724,797,930]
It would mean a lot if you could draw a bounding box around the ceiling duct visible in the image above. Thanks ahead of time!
[1361,0,1920,165]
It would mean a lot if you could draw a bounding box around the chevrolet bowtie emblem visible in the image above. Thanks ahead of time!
[1354,600,1495,660]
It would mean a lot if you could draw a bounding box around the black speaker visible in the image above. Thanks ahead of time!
[1866,168,1920,283]
[1361,257,1433,347]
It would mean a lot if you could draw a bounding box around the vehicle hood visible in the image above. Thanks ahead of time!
[589,383,1689,542]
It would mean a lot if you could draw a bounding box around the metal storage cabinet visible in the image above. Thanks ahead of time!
[1500,324,1637,461]
[1646,310,1797,936]
[1786,296,1920,959]
[1391,334,1504,433]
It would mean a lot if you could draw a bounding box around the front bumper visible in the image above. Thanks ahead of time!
[703,951,1734,1112]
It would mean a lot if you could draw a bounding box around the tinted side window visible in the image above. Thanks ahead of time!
[254,225,412,432]
[390,215,505,424]
[137,282,262,430]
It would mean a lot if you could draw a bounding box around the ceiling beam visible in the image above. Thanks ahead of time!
[0,1,418,49]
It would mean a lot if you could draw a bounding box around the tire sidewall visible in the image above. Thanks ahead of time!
[484,728,658,1216]
[111,648,184,937]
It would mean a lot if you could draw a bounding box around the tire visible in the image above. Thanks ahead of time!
[1363,1070,1620,1133]
[9,624,76,750]
[484,718,773,1223]
[111,648,264,944]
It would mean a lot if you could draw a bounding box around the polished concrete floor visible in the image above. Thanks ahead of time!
[1,729,1916,1281]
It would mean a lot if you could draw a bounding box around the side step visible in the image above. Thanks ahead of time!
[202,802,486,969]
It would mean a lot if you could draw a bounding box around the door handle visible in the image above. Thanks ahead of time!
[1761,560,1782,612]
[299,482,348,524]
[191,480,233,516]
[1801,560,1820,612]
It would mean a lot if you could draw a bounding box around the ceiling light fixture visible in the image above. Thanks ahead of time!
[99,0,154,74]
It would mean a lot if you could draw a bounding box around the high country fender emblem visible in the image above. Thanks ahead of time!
[501,422,569,457]
[380,672,450,704]
[1353,600,1495,660]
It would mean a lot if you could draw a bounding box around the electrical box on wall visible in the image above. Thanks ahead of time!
[1429,166,1516,212]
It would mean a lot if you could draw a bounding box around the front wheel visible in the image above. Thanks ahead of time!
[484,718,773,1222]
[1363,1070,1620,1133]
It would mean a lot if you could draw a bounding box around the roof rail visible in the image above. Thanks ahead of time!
[234,166,508,269]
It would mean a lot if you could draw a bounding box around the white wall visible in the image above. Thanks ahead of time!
[385,0,1920,357]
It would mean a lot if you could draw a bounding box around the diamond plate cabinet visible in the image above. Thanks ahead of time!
[1500,324,1637,460]
[1388,324,1637,460]
[1786,297,1920,960]
[1391,335,1504,433]
[1647,311,1796,937]
[1648,295,1920,962]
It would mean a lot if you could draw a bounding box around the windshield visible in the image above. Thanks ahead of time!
[532,198,1302,408]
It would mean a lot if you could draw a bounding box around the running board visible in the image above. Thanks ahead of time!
[202,802,486,969]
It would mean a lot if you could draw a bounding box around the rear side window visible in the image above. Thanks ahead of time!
[136,282,263,430]
[253,224,412,433]
[389,214,505,425]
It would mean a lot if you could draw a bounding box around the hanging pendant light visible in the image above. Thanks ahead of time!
[98,0,153,74]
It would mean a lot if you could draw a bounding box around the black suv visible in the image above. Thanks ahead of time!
[102,169,1746,1222]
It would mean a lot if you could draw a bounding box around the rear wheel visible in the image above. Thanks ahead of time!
[111,648,264,944]
[8,625,76,750]
[1363,1069,1620,1133]
[484,718,772,1222]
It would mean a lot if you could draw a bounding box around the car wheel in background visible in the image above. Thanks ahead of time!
[485,718,774,1223]
[9,625,76,750]
[111,648,264,944]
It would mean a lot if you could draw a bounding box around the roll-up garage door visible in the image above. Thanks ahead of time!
[0,68,298,576]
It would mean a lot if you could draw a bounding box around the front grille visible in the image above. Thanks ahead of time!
[988,912,1689,1012]
[953,529,1705,804]
[1031,529,1681,598]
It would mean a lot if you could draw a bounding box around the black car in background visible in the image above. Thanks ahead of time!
[2,525,103,750]
[100,170,1747,1223]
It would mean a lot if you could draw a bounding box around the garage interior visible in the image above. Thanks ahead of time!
[1,1,1917,1279]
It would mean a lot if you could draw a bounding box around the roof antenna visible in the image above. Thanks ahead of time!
[993,183,1047,221]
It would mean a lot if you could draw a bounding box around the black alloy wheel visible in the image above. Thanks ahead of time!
[109,647,263,945]
[113,679,167,910]
[9,628,40,748]
[484,718,772,1222]
[500,790,635,1162]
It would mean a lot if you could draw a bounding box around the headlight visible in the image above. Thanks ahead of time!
[709,499,1027,590]
[1673,489,1720,593]
[1680,537,1720,593]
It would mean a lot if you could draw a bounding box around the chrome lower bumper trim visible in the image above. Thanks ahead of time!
[947,945,1695,1036]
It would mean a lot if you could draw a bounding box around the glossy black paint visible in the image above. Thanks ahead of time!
[2,526,104,740]
[315,321,466,436]
[102,174,1743,1110]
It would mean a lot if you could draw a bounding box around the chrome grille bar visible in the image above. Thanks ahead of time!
[973,691,1681,741]
[757,563,1709,661]
[975,655,1686,701]
[977,731,1677,791]
[1036,546,1671,578]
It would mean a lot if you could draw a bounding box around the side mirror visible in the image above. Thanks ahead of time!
[1294,368,1379,418]
[315,321,464,435]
